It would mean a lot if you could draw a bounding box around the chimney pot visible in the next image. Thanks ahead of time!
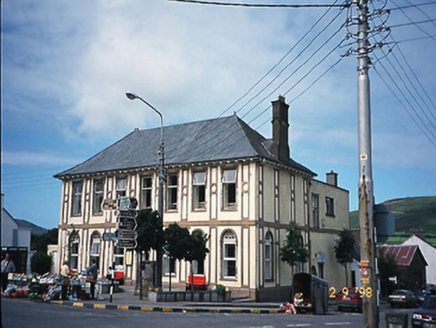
[326,170,338,187]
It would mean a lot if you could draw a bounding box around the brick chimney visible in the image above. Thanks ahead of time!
[271,95,290,162]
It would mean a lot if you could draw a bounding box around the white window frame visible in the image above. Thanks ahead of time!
[222,169,237,210]
[69,235,79,270]
[164,255,176,275]
[141,176,153,209]
[72,181,83,216]
[325,196,335,217]
[90,232,101,266]
[167,174,178,211]
[312,193,319,228]
[93,179,104,215]
[116,178,127,199]
[193,171,206,210]
[222,230,237,278]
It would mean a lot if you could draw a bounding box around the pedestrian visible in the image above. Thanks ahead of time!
[1,253,16,293]
[86,259,98,299]
[60,260,70,300]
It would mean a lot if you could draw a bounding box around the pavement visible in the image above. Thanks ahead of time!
[47,285,289,314]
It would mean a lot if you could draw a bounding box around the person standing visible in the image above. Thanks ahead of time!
[60,261,70,300]
[1,253,16,293]
[86,259,98,299]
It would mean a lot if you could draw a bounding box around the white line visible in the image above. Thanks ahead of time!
[286,324,311,327]
[325,323,351,326]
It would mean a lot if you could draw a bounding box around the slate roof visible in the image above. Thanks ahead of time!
[381,245,427,267]
[55,115,315,178]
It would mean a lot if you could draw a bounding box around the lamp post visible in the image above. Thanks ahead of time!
[126,92,164,289]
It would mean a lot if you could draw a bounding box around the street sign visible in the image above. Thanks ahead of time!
[101,199,118,211]
[102,232,117,242]
[118,197,138,211]
[118,210,137,217]
[116,239,137,249]
[118,216,137,230]
[116,229,137,240]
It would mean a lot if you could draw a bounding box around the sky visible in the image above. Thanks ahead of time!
[1,0,435,230]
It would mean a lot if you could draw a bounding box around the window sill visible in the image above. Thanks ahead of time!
[221,277,237,281]
[325,214,335,218]
[192,208,207,212]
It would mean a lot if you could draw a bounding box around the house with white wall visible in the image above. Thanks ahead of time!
[54,96,350,301]
[402,235,436,285]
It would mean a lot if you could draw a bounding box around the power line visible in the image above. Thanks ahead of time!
[388,1,436,12]
[389,19,436,29]
[169,0,349,8]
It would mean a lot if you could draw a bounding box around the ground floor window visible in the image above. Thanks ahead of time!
[222,230,237,278]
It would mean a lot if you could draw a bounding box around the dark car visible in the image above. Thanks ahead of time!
[412,295,436,327]
[389,289,419,308]
[336,288,362,312]
[414,289,431,306]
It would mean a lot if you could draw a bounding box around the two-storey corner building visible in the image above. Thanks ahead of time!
[54,96,350,301]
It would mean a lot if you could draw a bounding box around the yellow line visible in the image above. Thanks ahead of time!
[231,309,242,313]
[140,306,154,311]
[51,301,63,305]
[94,304,106,309]
[162,308,173,312]
[117,305,129,310]
[208,309,220,313]
[250,309,261,314]
[73,302,84,307]
[268,310,279,314]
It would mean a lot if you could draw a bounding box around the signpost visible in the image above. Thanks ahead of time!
[101,199,118,211]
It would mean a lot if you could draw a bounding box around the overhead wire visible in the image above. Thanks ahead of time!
[169,0,349,8]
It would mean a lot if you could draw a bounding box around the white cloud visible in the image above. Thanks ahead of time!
[2,151,82,167]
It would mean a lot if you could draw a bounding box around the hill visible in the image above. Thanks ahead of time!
[350,196,436,246]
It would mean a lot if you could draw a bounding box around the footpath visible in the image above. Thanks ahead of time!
[48,285,288,314]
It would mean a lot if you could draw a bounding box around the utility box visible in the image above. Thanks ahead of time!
[385,313,408,328]
[290,273,329,315]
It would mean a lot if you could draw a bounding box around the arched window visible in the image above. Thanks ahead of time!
[69,233,79,270]
[90,231,101,267]
[265,232,273,280]
[222,230,237,278]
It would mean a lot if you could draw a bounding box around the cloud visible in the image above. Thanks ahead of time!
[2,151,82,167]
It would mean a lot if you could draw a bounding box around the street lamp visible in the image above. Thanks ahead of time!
[126,92,164,289]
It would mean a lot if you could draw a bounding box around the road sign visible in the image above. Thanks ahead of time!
[116,229,137,240]
[116,239,137,249]
[101,199,118,211]
[118,217,137,230]
[102,232,117,242]
[118,197,138,211]
[118,210,137,217]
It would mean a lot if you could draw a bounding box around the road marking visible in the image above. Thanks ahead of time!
[287,324,311,327]
[325,323,351,326]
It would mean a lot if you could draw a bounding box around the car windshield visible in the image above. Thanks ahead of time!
[393,290,407,295]
[422,297,436,309]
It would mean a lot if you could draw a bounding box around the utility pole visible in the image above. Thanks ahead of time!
[356,0,378,327]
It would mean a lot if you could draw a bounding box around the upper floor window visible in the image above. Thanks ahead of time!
[222,230,237,278]
[167,174,178,211]
[325,197,335,217]
[116,178,127,199]
[265,232,273,280]
[312,193,319,228]
[72,181,83,216]
[141,176,153,209]
[193,171,206,210]
[222,169,237,210]
[93,180,104,215]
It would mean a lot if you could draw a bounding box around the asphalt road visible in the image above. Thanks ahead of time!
[1,298,415,328]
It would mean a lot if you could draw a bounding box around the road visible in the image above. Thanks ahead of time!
[1,298,415,328]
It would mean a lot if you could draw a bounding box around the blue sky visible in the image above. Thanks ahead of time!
[2,0,435,230]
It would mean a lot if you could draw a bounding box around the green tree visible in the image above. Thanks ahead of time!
[30,251,52,274]
[31,228,59,253]
[334,229,355,286]
[280,221,308,274]
[164,223,191,291]
[185,230,209,290]
[135,209,164,288]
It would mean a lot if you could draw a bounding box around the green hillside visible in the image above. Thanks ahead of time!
[350,196,436,246]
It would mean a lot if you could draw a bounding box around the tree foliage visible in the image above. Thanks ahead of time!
[185,230,209,265]
[164,223,191,262]
[280,221,308,269]
[31,251,52,274]
[31,228,59,253]
[135,209,164,253]
[334,228,355,286]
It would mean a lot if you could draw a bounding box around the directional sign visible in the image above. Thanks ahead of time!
[116,239,137,249]
[118,217,137,230]
[102,232,117,242]
[118,197,138,211]
[116,229,137,240]
[101,199,118,211]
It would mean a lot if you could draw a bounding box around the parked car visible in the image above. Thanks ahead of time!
[412,295,436,327]
[336,288,362,312]
[388,289,418,308]
[413,289,431,306]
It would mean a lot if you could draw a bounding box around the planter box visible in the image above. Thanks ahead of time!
[154,290,231,303]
